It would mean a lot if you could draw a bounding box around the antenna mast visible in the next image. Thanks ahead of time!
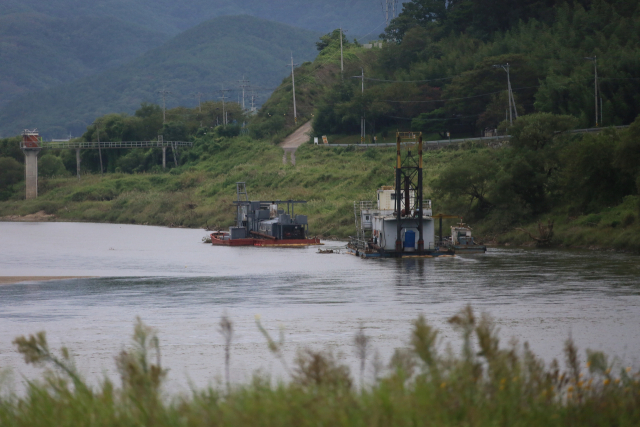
[381,0,398,27]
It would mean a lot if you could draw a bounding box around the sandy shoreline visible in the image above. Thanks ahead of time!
[0,276,96,285]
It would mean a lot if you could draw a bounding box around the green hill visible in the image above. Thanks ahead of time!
[0,12,169,108]
[0,15,319,138]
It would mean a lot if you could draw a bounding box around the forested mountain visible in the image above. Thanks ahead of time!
[0,0,386,129]
[0,0,386,36]
[0,12,169,108]
[0,15,319,138]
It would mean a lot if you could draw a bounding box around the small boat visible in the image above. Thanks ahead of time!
[445,224,487,254]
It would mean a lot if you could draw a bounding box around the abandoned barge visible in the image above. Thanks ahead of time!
[210,183,321,247]
[347,132,485,258]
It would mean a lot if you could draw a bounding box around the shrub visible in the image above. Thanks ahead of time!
[0,156,23,188]
[39,154,68,177]
[622,212,636,227]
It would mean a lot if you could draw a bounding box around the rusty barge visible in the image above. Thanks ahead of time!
[210,183,321,247]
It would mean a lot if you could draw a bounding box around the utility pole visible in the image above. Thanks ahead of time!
[361,68,365,143]
[219,85,231,125]
[194,92,203,112]
[158,86,172,124]
[238,76,250,110]
[193,92,204,127]
[250,91,256,112]
[289,53,298,124]
[96,124,103,175]
[340,28,344,76]
[585,56,598,126]
[351,69,366,143]
[493,63,517,125]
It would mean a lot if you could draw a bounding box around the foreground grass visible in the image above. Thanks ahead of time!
[1,137,639,250]
[1,307,639,427]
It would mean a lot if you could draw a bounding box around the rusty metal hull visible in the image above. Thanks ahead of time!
[210,233,321,247]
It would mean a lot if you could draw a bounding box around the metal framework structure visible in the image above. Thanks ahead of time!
[394,132,424,252]
[353,200,373,241]
[20,140,192,149]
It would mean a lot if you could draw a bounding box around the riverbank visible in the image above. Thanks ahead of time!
[1,138,639,252]
[0,276,96,285]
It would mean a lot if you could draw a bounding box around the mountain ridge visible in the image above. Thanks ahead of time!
[0,12,170,108]
[0,15,320,138]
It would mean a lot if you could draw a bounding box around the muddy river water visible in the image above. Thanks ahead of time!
[1,222,639,393]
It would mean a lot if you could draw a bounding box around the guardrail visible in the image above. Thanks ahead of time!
[318,125,630,148]
[20,141,193,149]
[320,135,509,148]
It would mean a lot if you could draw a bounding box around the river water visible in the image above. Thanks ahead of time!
[1,222,639,393]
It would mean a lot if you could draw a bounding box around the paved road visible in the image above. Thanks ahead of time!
[280,121,312,165]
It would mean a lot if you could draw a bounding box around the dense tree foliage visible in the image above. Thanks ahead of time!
[310,0,640,137]
[433,114,640,228]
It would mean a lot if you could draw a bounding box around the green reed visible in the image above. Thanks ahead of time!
[1,307,639,427]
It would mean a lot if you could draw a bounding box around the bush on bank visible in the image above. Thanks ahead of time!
[1,307,639,427]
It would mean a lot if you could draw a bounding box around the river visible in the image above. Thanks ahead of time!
[1,222,639,393]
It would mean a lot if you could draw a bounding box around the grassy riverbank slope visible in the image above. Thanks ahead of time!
[1,131,639,251]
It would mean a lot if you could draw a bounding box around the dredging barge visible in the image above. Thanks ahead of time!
[210,182,321,247]
[347,132,485,258]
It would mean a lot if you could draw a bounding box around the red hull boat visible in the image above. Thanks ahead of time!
[210,231,321,247]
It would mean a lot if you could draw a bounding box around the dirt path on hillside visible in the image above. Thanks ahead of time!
[280,121,312,165]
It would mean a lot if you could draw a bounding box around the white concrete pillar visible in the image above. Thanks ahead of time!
[23,149,40,199]
[162,146,167,169]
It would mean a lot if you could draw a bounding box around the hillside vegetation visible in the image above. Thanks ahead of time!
[253,0,640,140]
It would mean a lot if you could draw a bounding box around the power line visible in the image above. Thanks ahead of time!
[382,85,540,103]
[358,21,387,41]
[362,76,456,83]
[384,113,482,121]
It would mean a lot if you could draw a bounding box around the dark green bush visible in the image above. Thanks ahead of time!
[0,156,23,186]
[622,213,636,227]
